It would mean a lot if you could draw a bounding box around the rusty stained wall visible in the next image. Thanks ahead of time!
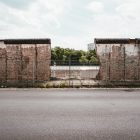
[0,42,6,82]
[0,43,51,83]
[96,43,140,81]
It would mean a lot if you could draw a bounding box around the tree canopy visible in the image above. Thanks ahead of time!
[51,47,99,66]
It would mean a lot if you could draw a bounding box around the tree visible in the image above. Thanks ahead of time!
[79,55,89,64]
[89,56,99,65]
[51,47,99,66]
[86,50,97,60]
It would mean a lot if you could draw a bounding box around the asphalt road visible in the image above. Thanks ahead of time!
[0,89,140,140]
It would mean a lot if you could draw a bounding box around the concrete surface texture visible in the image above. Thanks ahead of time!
[51,66,99,79]
[0,89,140,140]
[0,39,51,83]
[95,38,140,81]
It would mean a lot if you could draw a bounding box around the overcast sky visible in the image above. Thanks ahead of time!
[0,0,139,50]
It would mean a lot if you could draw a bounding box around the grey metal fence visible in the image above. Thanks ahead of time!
[0,58,139,87]
[0,59,100,87]
[0,59,50,86]
[50,61,100,87]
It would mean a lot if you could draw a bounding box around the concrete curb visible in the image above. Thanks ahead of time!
[0,88,140,91]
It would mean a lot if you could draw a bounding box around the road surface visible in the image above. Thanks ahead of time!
[0,89,140,140]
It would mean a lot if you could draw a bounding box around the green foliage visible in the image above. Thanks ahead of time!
[89,56,99,65]
[79,55,88,64]
[51,47,99,65]
[86,50,97,60]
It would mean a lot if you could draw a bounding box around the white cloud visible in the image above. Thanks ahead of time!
[84,0,140,40]
[0,0,75,49]
[0,0,70,34]
[87,1,104,14]
[0,0,35,9]
[0,0,140,50]
[116,1,140,19]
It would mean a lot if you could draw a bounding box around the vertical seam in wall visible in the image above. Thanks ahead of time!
[5,46,7,83]
[35,44,38,81]
[123,46,126,81]
[138,43,140,80]
[109,52,111,81]
[20,44,23,82]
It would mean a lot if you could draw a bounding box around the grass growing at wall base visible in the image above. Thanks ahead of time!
[0,81,140,88]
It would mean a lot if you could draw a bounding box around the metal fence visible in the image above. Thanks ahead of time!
[0,59,100,87]
[0,59,50,86]
[98,46,140,87]
[50,60,100,87]
[0,58,139,87]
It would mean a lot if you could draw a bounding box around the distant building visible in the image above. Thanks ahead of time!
[88,43,95,51]
[0,39,51,83]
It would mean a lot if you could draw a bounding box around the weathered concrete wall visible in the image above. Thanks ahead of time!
[37,44,51,81]
[96,41,140,81]
[22,44,36,81]
[0,42,6,82]
[0,41,51,83]
[6,45,22,82]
